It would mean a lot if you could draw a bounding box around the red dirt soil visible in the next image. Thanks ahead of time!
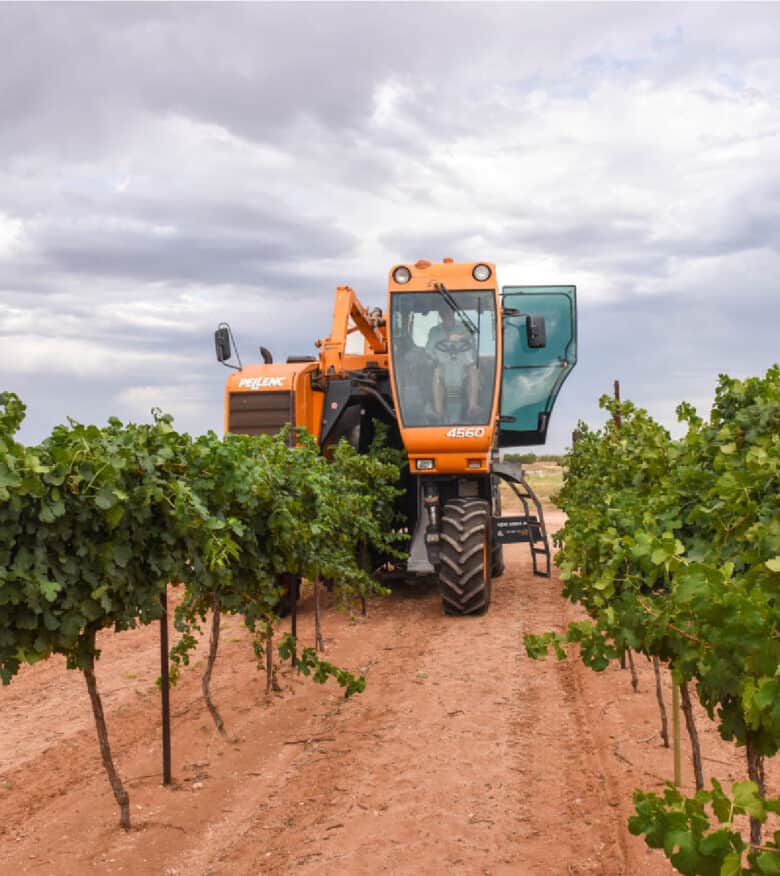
[0,513,768,875]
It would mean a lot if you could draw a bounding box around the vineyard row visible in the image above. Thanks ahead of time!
[526,365,780,876]
[0,393,402,827]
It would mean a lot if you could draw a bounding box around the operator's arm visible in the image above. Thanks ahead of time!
[425,325,442,356]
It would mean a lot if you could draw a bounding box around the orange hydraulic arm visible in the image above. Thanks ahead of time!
[316,285,388,376]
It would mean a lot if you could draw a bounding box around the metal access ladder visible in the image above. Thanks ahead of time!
[491,462,551,577]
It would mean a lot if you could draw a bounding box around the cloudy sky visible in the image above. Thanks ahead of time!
[2,3,779,451]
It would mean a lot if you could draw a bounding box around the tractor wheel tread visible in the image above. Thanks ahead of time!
[438,570,464,595]
[462,581,487,603]
[442,522,486,543]
[459,543,485,565]
[439,533,464,554]
[491,543,505,578]
[437,498,491,616]
[443,512,485,534]
[440,553,462,575]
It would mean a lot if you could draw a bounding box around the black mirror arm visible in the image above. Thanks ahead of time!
[217,322,243,371]
[502,308,542,321]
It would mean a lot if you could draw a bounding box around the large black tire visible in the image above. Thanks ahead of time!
[491,541,505,579]
[490,477,505,579]
[438,498,491,615]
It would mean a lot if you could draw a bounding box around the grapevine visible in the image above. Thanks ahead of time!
[0,402,200,826]
[0,395,400,826]
[524,366,780,870]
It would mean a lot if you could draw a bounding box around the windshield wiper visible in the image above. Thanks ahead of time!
[476,297,481,369]
[433,283,477,335]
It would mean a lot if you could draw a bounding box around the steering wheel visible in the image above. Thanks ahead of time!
[435,337,473,356]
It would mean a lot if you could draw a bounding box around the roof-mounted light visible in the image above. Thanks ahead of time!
[393,265,411,284]
[472,264,492,282]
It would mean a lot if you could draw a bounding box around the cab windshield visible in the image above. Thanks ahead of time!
[390,290,497,427]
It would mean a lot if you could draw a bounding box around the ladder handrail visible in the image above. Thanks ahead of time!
[491,462,551,578]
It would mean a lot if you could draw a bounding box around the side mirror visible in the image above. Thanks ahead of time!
[526,315,546,349]
[215,326,232,362]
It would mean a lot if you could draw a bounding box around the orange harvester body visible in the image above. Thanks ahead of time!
[217,259,577,615]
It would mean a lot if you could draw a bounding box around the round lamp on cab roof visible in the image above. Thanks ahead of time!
[393,265,411,284]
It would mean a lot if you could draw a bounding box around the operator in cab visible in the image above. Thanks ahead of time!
[425,304,481,423]
[390,288,496,429]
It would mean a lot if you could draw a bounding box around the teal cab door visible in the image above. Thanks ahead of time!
[499,286,577,446]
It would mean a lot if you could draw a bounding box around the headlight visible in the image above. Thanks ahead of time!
[415,458,435,470]
[393,265,412,284]
[472,264,492,281]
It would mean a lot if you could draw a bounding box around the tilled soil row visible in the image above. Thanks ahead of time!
[1,519,761,875]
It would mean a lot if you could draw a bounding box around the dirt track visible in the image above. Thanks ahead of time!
[2,513,751,875]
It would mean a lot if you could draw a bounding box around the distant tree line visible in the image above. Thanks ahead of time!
[503,452,564,465]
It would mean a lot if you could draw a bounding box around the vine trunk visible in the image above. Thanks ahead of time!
[82,629,131,829]
[678,682,703,790]
[202,594,226,737]
[746,735,766,846]
[314,579,324,652]
[652,656,669,748]
[627,650,638,692]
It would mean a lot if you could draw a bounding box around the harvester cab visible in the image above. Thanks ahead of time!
[215,259,577,615]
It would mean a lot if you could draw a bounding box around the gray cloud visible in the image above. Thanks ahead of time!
[2,3,780,451]
[38,214,358,286]
[2,4,776,160]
